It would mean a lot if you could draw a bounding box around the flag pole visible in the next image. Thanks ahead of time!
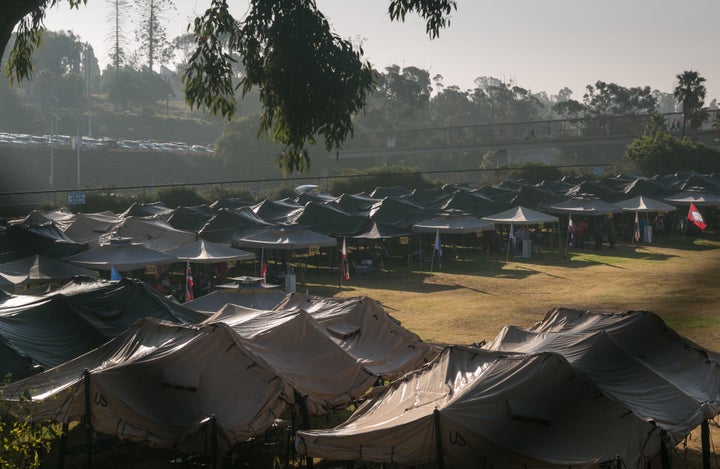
[430,233,435,272]
[564,215,572,258]
[506,223,514,262]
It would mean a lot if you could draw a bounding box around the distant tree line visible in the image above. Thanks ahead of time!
[1,28,718,180]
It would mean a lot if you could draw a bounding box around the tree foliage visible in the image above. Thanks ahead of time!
[107,67,174,108]
[135,0,175,72]
[673,70,707,137]
[626,131,720,175]
[182,0,456,173]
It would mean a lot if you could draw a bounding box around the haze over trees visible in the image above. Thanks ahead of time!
[1,1,718,179]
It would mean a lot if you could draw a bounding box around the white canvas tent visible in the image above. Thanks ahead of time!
[484,307,720,445]
[0,318,294,453]
[206,305,378,415]
[275,293,441,380]
[296,346,662,468]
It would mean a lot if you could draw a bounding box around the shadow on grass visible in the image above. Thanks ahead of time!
[299,235,720,293]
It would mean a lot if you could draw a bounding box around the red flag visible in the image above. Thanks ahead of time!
[688,203,707,230]
[185,262,194,301]
[260,248,267,284]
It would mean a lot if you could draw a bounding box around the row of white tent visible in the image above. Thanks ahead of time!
[1,291,718,468]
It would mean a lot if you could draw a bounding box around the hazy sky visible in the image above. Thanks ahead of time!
[43,0,720,102]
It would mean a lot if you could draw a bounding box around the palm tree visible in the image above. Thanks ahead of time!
[673,70,707,138]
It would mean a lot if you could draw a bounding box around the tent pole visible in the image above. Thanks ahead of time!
[56,422,69,469]
[210,414,218,469]
[419,236,422,270]
[433,409,443,469]
[564,217,571,258]
[430,234,436,271]
[505,225,511,262]
[83,368,92,469]
[702,419,710,469]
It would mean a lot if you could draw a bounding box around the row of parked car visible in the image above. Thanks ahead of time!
[0,132,214,154]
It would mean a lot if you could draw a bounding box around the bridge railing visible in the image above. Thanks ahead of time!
[341,111,717,153]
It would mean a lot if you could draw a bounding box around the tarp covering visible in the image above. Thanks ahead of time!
[294,202,371,236]
[484,308,720,444]
[0,318,294,453]
[101,216,196,252]
[198,208,273,243]
[0,254,99,282]
[65,237,177,271]
[0,223,87,262]
[120,201,173,218]
[165,205,215,232]
[61,211,123,246]
[250,199,305,224]
[275,294,440,380]
[0,277,207,378]
[296,346,661,468]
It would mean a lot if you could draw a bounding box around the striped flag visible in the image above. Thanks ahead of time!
[688,203,707,230]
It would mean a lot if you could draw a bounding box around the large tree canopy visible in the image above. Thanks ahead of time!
[3,0,456,173]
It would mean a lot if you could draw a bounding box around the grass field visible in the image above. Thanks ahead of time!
[305,234,720,350]
[300,232,720,468]
[40,233,720,468]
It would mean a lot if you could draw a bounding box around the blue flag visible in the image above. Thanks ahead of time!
[110,265,122,280]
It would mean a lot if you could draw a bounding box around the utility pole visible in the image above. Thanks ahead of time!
[85,42,92,138]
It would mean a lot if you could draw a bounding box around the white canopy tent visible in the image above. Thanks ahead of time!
[482,206,559,261]
[412,211,496,269]
[614,195,677,213]
[664,191,720,207]
[164,239,255,264]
